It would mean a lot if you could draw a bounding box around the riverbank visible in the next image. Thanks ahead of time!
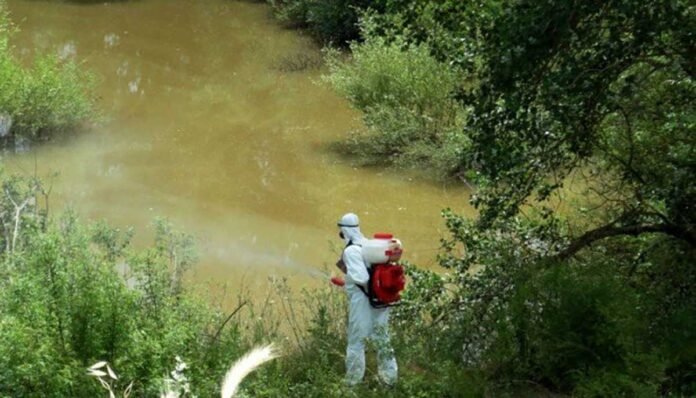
[2,0,694,396]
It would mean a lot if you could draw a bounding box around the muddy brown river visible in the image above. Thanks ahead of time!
[4,0,474,303]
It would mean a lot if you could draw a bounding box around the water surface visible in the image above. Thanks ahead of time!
[4,0,474,302]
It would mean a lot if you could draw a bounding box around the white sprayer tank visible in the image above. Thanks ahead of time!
[362,233,403,264]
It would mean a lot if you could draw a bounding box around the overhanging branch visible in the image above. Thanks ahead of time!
[557,222,695,259]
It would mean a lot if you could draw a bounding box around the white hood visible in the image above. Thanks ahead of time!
[338,213,365,246]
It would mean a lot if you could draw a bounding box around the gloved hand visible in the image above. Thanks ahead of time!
[330,276,345,287]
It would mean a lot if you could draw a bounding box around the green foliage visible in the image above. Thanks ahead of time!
[467,0,695,233]
[363,0,494,74]
[0,1,95,142]
[401,209,696,396]
[268,0,383,45]
[395,3,696,391]
[397,213,696,397]
[0,173,243,396]
[324,30,469,177]
[264,1,696,394]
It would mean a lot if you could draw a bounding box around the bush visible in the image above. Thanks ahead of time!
[499,261,665,395]
[0,1,95,143]
[324,31,469,178]
[407,210,696,396]
[268,0,381,45]
[0,173,247,396]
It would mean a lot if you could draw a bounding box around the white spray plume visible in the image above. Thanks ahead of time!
[221,344,278,398]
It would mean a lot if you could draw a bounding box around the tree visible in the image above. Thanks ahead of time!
[399,1,696,394]
[465,0,694,253]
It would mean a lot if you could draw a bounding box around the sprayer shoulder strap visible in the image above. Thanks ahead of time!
[346,241,374,302]
[357,265,389,309]
[345,240,362,249]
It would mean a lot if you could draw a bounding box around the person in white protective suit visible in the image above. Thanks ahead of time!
[335,212,398,386]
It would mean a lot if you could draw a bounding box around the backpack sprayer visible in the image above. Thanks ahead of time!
[331,233,406,308]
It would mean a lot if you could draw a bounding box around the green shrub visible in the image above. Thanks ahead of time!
[412,210,696,396]
[268,0,311,29]
[0,1,95,143]
[268,0,381,45]
[0,173,246,396]
[324,31,469,178]
[500,262,666,395]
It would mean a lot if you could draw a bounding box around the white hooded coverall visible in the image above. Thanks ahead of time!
[339,213,398,386]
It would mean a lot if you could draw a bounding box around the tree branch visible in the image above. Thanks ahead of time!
[209,300,248,346]
[557,222,695,260]
[4,188,31,254]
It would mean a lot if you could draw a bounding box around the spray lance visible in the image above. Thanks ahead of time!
[330,259,346,287]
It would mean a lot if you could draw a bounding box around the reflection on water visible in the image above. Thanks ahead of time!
[57,40,76,60]
[4,0,474,302]
[103,33,120,49]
